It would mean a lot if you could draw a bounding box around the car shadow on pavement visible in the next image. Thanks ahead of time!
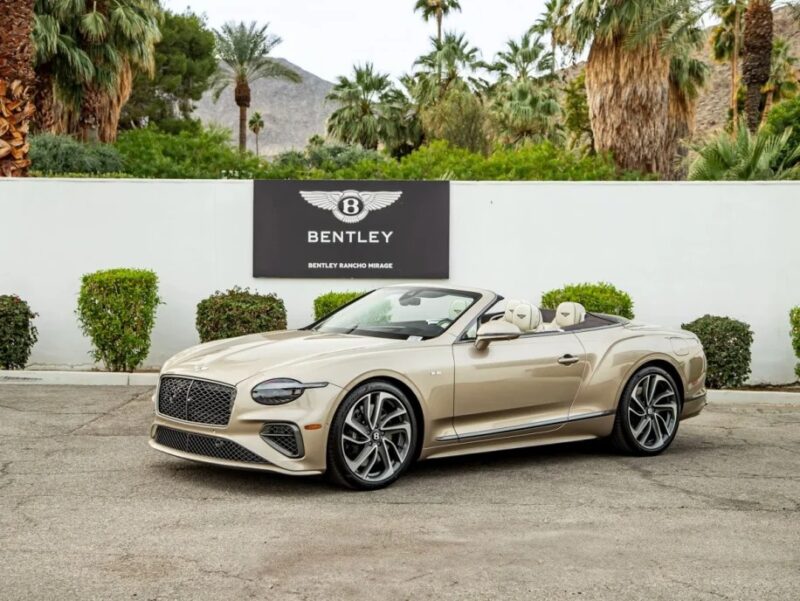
[148,436,686,496]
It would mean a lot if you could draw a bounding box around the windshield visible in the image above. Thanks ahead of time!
[311,287,481,340]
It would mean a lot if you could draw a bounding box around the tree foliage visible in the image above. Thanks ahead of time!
[120,9,216,130]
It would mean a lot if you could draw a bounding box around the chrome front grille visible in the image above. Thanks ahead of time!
[260,422,304,458]
[157,376,236,426]
[154,426,266,464]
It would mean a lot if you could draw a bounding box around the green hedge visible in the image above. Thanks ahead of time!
[764,96,800,169]
[196,287,287,342]
[314,291,367,320]
[106,126,645,181]
[682,315,753,389]
[540,282,635,319]
[30,134,124,175]
[115,127,264,179]
[0,295,38,369]
[791,307,800,380]
[76,269,161,372]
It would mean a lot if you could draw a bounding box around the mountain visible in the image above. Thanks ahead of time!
[193,59,334,157]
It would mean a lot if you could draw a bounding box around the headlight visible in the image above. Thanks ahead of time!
[251,378,328,405]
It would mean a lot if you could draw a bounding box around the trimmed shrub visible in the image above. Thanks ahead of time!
[791,307,800,380]
[0,295,38,369]
[764,96,800,169]
[682,315,753,389]
[196,287,287,343]
[314,291,367,320]
[77,269,161,372]
[30,134,124,175]
[540,282,635,319]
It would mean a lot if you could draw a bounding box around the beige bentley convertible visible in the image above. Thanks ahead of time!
[150,285,707,490]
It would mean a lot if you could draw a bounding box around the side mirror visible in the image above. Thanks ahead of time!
[475,321,521,351]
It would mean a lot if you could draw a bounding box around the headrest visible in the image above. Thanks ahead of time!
[503,299,522,323]
[510,302,542,332]
[554,302,586,328]
[449,298,470,320]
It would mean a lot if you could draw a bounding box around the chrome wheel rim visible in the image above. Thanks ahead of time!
[341,391,412,482]
[628,374,678,450]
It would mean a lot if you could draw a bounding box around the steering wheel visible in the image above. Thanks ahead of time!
[435,318,454,328]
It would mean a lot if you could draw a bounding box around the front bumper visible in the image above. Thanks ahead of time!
[149,376,343,474]
[681,390,707,420]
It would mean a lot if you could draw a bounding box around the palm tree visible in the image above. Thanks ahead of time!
[760,37,798,123]
[413,31,481,103]
[490,80,562,146]
[326,63,400,150]
[689,123,800,179]
[413,0,461,43]
[531,0,569,75]
[563,0,702,174]
[489,32,553,84]
[212,22,301,152]
[709,0,746,129]
[249,111,264,155]
[742,0,774,131]
[0,0,36,177]
[32,0,161,142]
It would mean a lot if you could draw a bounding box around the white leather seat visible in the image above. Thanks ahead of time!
[449,298,470,320]
[502,299,522,323]
[506,301,543,333]
[553,302,587,328]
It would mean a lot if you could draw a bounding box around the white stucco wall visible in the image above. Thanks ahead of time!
[1,179,798,382]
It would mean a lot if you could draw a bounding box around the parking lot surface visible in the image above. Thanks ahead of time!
[1,384,798,600]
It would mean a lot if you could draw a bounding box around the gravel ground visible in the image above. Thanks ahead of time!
[1,385,798,600]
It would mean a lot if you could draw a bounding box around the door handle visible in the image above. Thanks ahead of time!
[558,354,580,366]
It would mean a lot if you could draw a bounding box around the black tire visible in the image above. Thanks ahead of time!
[326,381,418,491]
[611,366,681,456]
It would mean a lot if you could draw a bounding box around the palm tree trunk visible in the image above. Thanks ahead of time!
[0,0,36,177]
[732,6,741,130]
[742,0,773,132]
[437,11,443,44]
[255,131,260,155]
[585,36,672,175]
[760,89,774,126]
[238,105,248,152]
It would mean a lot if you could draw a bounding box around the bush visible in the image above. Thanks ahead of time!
[76,269,161,372]
[791,307,800,381]
[682,315,753,389]
[764,96,800,169]
[30,134,124,175]
[540,282,635,319]
[115,126,265,179]
[0,295,38,369]
[196,287,287,342]
[314,291,366,320]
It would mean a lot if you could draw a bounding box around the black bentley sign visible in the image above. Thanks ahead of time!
[253,180,449,279]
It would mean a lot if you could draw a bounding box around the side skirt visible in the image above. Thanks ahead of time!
[435,410,616,443]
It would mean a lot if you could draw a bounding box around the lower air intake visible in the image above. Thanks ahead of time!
[260,422,304,458]
[154,426,267,464]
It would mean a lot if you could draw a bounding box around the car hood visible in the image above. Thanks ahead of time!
[163,330,403,384]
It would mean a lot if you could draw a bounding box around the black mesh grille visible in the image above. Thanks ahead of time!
[158,376,236,426]
[154,426,266,464]
[261,423,304,458]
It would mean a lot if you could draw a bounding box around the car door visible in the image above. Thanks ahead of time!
[451,332,587,440]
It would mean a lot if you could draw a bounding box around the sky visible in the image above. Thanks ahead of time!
[161,0,550,82]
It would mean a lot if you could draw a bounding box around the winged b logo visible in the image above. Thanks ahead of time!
[300,190,402,224]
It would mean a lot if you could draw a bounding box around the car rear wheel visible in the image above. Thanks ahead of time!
[611,366,681,456]
[327,381,418,490]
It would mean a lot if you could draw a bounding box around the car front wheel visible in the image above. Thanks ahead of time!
[611,366,681,455]
[327,381,418,490]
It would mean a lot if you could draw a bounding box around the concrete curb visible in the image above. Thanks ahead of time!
[707,389,800,404]
[0,370,159,386]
